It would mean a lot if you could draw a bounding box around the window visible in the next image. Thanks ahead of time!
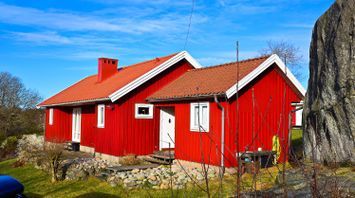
[97,104,105,128]
[135,104,153,119]
[49,108,54,125]
[190,102,209,132]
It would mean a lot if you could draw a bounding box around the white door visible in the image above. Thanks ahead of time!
[72,108,81,142]
[160,108,175,149]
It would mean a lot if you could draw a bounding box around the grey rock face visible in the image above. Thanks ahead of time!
[303,0,355,164]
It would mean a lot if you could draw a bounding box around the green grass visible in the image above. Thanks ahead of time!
[291,128,303,146]
[1,159,248,197]
[0,130,305,198]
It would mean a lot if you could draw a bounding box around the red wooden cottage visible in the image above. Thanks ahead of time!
[38,51,305,168]
[38,51,202,159]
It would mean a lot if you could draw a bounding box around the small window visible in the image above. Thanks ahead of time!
[49,108,54,125]
[190,102,209,132]
[97,104,105,128]
[135,104,153,119]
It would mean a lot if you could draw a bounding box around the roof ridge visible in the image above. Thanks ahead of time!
[121,52,179,69]
[190,55,271,72]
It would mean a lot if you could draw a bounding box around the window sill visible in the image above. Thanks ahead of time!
[135,116,153,119]
[190,128,209,132]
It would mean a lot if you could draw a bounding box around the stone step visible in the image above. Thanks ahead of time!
[150,153,175,160]
[106,164,159,172]
[106,166,121,174]
[143,156,171,165]
[96,172,109,181]
[64,143,73,151]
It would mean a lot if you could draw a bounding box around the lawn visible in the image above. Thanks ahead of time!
[0,159,243,197]
[0,130,303,197]
[291,128,303,147]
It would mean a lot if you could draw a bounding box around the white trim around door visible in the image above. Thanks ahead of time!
[159,107,175,150]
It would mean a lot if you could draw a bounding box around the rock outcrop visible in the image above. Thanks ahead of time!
[303,0,355,164]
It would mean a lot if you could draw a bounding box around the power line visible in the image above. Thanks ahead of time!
[184,0,195,50]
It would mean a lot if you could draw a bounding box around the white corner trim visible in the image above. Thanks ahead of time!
[225,54,306,99]
[109,51,202,102]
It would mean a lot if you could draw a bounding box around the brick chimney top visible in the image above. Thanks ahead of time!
[97,58,118,82]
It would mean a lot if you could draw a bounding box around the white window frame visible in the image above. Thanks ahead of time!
[97,104,105,128]
[135,104,153,119]
[190,102,209,132]
[49,108,54,125]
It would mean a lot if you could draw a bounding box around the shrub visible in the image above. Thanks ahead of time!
[119,154,142,166]
[42,143,65,182]
[0,136,18,160]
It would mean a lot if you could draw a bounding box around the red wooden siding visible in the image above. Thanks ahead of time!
[93,60,193,156]
[44,60,302,168]
[45,59,193,156]
[161,65,302,167]
[45,107,72,142]
[173,101,226,166]
[225,65,302,166]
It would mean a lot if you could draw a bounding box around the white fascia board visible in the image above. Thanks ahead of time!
[225,54,306,99]
[109,51,202,102]
[37,98,110,108]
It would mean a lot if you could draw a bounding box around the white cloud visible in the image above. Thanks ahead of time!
[0,3,133,33]
[0,2,206,35]
[69,51,117,60]
[10,31,72,45]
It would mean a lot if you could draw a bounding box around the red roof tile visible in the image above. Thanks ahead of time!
[147,55,270,101]
[39,53,177,106]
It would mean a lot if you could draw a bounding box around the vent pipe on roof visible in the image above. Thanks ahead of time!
[97,58,118,82]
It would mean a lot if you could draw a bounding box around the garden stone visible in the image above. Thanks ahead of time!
[160,181,170,189]
[196,175,204,181]
[136,173,145,180]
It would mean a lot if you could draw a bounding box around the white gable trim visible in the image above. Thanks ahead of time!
[225,54,306,99]
[109,51,202,102]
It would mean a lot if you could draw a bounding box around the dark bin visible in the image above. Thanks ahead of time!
[72,142,80,151]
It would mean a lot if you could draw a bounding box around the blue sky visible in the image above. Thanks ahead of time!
[0,0,333,99]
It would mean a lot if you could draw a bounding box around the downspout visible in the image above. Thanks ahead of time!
[214,95,225,173]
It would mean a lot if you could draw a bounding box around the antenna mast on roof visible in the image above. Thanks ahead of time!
[235,41,241,198]
[183,0,195,50]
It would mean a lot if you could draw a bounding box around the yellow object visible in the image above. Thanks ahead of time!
[272,135,281,164]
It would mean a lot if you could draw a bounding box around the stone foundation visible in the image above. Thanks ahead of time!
[80,145,95,154]
[174,159,237,174]
[94,152,120,163]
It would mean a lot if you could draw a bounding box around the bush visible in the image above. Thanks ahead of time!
[119,154,143,166]
[0,136,18,160]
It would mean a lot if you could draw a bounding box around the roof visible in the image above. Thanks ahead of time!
[38,51,201,107]
[148,54,306,101]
